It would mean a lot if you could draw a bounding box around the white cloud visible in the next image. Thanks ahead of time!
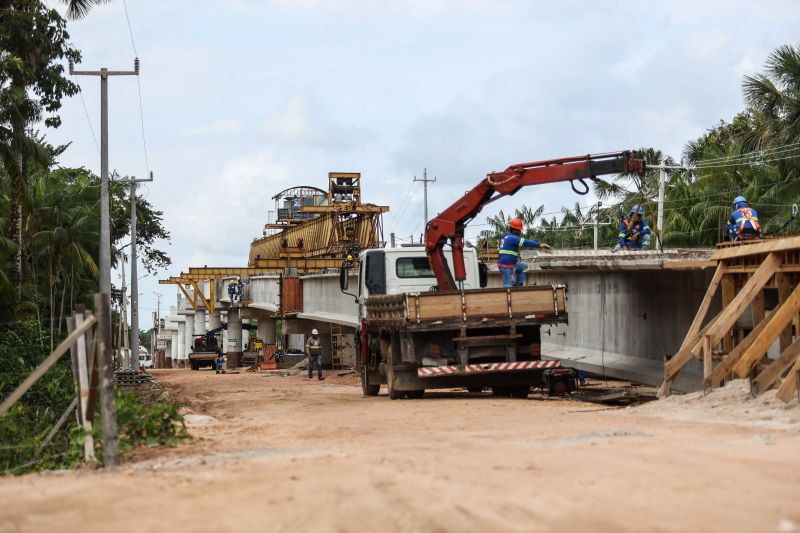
[262,89,370,150]
[181,119,243,137]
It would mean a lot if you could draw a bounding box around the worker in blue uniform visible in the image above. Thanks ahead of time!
[727,195,761,241]
[618,205,652,250]
[497,218,551,288]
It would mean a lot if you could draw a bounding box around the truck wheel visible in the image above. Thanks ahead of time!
[190,361,198,371]
[361,370,380,397]
[510,386,530,399]
[406,389,424,399]
[467,386,483,394]
[387,380,405,400]
[492,387,511,397]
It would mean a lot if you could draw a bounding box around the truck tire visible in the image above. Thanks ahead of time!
[361,370,380,397]
[510,386,530,399]
[467,386,483,394]
[190,361,198,371]
[406,389,425,399]
[387,378,405,400]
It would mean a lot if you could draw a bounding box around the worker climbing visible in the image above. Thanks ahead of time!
[617,205,652,251]
[227,278,237,302]
[497,218,551,288]
[727,195,761,241]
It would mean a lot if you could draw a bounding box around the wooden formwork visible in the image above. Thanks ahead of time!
[659,235,800,403]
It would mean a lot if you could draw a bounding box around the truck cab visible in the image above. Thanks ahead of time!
[355,245,486,315]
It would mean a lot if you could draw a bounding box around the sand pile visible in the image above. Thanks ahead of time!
[632,379,800,429]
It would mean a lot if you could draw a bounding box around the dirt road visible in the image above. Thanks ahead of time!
[1,369,799,533]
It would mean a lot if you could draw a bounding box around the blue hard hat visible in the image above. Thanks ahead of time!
[733,195,746,207]
[630,205,644,216]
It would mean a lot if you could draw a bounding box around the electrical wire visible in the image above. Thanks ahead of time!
[72,77,100,153]
[121,0,151,173]
[694,142,800,167]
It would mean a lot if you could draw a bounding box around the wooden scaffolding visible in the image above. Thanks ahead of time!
[659,236,800,403]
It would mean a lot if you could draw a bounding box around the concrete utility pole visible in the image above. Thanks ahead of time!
[593,201,602,251]
[69,59,139,298]
[122,173,154,371]
[414,168,437,231]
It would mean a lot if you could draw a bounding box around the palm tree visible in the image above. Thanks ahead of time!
[60,0,110,19]
[742,44,800,149]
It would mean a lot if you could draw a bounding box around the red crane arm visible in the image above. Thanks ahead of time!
[424,151,646,291]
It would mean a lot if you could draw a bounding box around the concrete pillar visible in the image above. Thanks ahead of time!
[194,310,205,335]
[177,321,186,368]
[209,311,222,330]
[227,308,242,368]
[170,331,178,368]
[185,313,195,361]
[257,319,276,344]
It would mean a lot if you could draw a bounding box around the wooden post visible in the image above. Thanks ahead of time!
[776,356,800,403]
[94,293,119,467]
[74,313,96,463]
[734,281,800,379]
[776,272,793,352]
[703,335,713,380]
[752,289,766,365]
[721,274,735,353]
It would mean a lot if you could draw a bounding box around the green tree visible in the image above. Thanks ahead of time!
[0,1,80,280]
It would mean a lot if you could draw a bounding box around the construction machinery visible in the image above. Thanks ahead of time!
[343,151,646,399]
[188,322,259,370]
[249,173,389,267]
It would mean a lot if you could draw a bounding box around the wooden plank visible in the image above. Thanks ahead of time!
[721,274,735,353]
[776,356,800,403]
[733,280,800,378]
[752,337,800,394]
[702,252,780,346]
[661,312,720,381]
[776,272,793,352]
[681,263,725,352]
[704,311,772,389]
[0,315,97,417]
[711,235,800,261]
[703,335,712,378]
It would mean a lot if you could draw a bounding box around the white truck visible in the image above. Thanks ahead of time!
[340,246,573,399]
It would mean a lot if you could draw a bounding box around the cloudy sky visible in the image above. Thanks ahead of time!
[42,0,800,328]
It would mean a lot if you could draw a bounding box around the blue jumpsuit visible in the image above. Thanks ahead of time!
[497,233,541,287]
[618,217,652,250]
[727,207,761,240]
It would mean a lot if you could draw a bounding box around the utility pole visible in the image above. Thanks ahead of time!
[153,291,162,368]
[118,252,129,368]
[69,59,139,298]
[593,201,602,251]
[648,163,685,250]
[414,168,437,231]
[121,173,154,371]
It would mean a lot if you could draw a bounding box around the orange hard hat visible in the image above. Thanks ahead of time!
[509,218,524,231]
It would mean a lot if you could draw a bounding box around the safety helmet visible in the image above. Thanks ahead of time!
[733,195,747,208]
[347,255,353,261]
[311,328,319,335]
[509,218,524,231]
[630,205,644,216]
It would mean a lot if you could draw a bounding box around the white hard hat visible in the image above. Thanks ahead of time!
[311,329,319,335]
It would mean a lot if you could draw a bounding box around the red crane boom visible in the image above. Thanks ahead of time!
[424,151,646,291]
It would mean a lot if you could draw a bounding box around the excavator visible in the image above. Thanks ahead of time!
[424,151,646,290]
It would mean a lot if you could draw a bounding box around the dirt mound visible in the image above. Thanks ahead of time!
[634,379,800,429]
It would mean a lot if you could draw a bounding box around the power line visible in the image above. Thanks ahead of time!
[121,0,150,173]
[692,141,800,166]
[72,77,100,153]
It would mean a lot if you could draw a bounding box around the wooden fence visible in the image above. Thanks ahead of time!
[0,294,120,467]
